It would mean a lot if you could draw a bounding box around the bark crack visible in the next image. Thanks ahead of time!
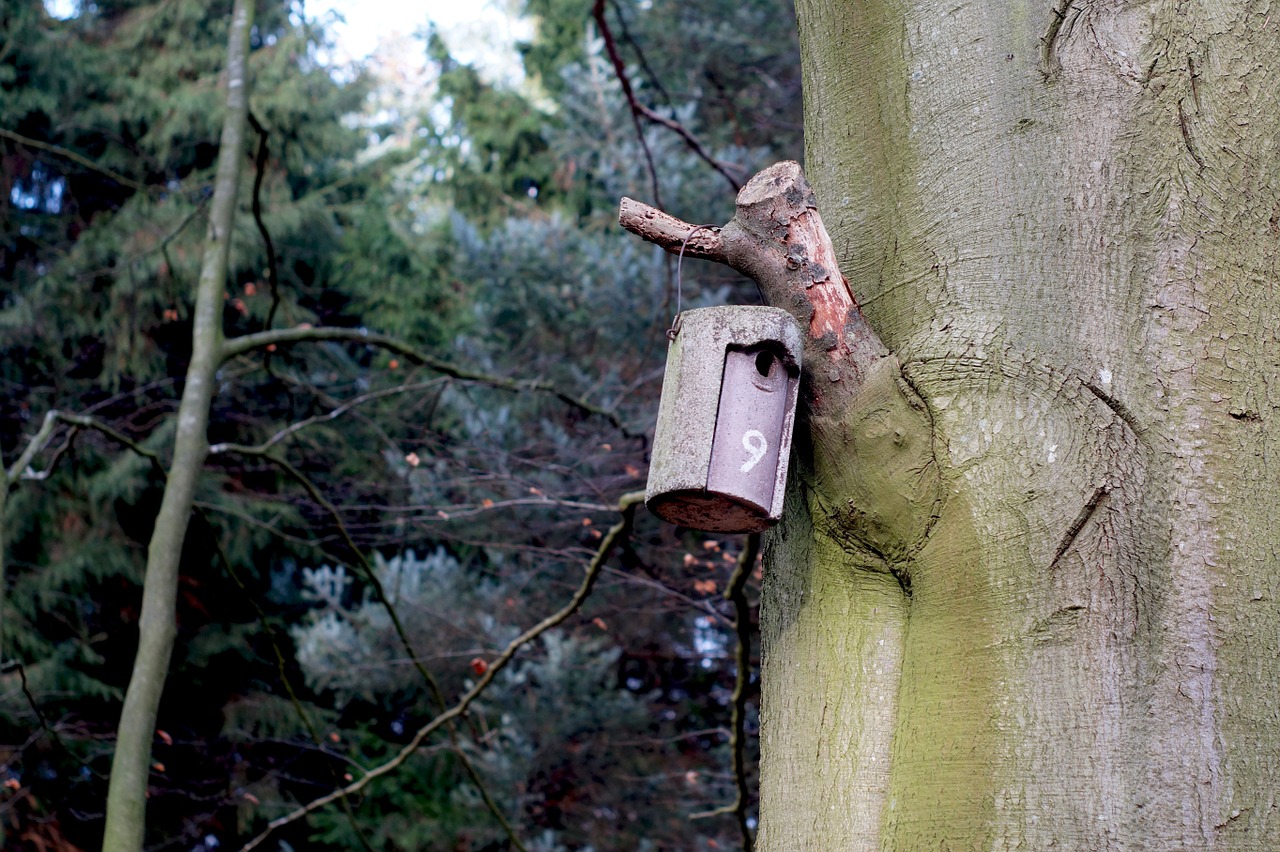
[1083,380,1143,435]
[1178,98,1206,173]
[1228,408,1262,424]
[813,492,914,599]
[1040,0,1083,80]
[889,564,913,598]
[897,362,947,554]
[1187,54,1202,111]
[1141,38,1170,86]
[1049,485,1110,570]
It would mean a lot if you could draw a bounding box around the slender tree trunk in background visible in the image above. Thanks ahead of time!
[760,1,1280,847]
[102,1,253,848]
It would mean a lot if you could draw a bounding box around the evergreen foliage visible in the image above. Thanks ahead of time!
[0,0,800,846]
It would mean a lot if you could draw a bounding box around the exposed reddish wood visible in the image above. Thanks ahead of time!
[785,206,858,352]
[618,161,891,408]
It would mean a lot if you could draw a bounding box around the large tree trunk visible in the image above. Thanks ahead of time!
[760,1,1280,848]
[101,1,253,848]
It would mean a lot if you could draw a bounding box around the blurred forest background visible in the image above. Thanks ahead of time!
[0,0,801,847]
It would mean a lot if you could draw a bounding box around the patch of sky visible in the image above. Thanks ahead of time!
[43,0,77,19]
[306,0,532,89]
[10,168,65,215]
[692,615,726,670]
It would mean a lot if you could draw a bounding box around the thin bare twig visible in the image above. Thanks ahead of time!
[208,377,449,456]
[8,408,515,843]
[9,407,513,844]
[195,508,378,852]
[689,532,758,850]
[71,196,210,296]
[237,491,645,852]
[220,325,632,435]
[609,0,672,107]
[600,564,734,628]
[0,127,152,193]
[338,496,617,520]
[592,0,663,207]
[230,450,526,849]
[591,2,742,194]
[1,410,167,775]
[9,411,164,485]
[192,499,325,550]
[246,112,283,333]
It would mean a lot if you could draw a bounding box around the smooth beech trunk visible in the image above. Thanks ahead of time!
[101,1,253,848]
[757,1,1280,848]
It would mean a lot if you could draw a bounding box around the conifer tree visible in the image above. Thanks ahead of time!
[1,0,804,846]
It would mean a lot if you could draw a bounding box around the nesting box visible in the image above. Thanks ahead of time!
[646,305,803,533]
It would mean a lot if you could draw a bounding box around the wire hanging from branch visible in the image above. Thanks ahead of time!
[668,224,719,340]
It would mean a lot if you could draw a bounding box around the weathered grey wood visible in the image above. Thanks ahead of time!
[646,305,803,532]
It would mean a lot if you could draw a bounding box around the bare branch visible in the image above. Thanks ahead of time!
[341,497,617,520]
[592,0,663,207]
[2,409,167,715]
[220,326,632,434]
[208,378,449,456]
[103,3,255,843]
[66,199,208,306]
[0,127,152,194]
[237,491,645,852]
[55,413,164,467]
[195,507,378,852]
[5,411,60,485]
[608,0,672,106]
[192,499,325,550]
[591,1,742,193]
[618,199,725,260]
[227,450,524,847]
[238,453,440,684]
[687,533,759,848]
[9,411,163,485]
[635,104,743,191]
[601,565,735,628]
[246,112,283,332]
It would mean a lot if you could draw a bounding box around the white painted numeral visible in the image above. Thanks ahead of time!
[740,430,768,473]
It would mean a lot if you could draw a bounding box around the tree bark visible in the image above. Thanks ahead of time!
[101,1,253,847]
[754,0,1280,848]
[624,1,1280,847]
